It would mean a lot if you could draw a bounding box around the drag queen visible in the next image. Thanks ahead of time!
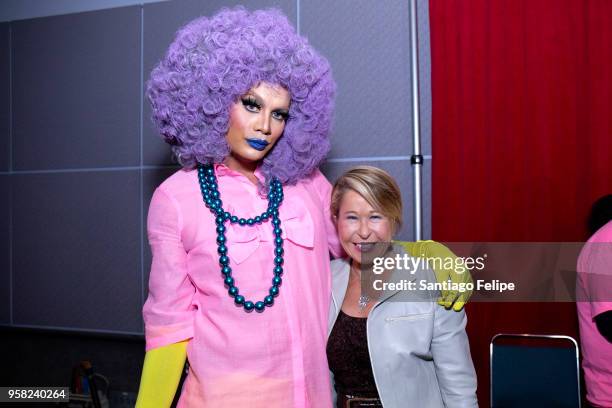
[136,7,340,407]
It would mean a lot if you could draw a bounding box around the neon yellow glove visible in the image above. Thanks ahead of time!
[135,340,188,408]
[394,240,473,311]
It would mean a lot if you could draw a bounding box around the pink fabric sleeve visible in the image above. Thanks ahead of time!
[143,187,196,351]
[585,237,612,319]
[312,169,343,258]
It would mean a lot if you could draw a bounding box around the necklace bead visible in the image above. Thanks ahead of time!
[198,163,284,313]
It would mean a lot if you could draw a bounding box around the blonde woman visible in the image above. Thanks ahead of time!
[327,166,478,408]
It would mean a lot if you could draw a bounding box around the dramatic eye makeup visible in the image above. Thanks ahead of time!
[241,95,261,112]
[271,109,289,121]
[240,93,289,121]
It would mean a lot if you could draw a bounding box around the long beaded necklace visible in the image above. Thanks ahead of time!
[197,163,284,313]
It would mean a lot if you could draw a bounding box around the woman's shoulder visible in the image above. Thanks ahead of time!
[330,258,349,278]
[331,257,349,269]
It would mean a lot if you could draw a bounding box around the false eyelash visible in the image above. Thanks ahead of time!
[274,110,290,121]
[241,96,261,110]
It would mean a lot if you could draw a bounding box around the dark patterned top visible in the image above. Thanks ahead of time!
[327,310,381,406]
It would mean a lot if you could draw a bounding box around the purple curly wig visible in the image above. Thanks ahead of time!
[147,6,336,186]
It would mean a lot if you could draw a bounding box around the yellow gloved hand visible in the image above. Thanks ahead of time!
[394,240,473,311]
[135,340,188,408]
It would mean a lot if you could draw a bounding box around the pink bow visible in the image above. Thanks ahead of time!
[225,195,314,264]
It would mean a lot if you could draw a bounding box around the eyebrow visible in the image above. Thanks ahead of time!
[341,210,358,215]
[246,90,290,111]
[341,210,383,215]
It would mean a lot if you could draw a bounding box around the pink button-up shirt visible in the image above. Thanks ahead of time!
[143,164,341,407]
[577,221,612,408]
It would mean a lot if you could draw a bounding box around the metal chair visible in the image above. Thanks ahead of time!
[490,333,581,408]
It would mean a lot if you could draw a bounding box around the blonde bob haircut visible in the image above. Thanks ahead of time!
[331,165,403,233]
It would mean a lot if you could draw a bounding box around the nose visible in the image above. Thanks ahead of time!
[255,112,271,135]
[357,219,371,239]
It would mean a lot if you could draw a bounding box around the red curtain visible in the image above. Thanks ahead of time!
[429,0,611,405]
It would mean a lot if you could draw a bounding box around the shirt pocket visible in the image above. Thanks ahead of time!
[381,312,435,356]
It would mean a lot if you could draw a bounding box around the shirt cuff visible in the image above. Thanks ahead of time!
[145,321,194,351]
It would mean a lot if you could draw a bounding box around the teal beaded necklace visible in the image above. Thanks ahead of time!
[197,163,284,313]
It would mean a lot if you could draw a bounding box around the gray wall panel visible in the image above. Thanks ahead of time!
[12,171,141,332]
[302,0,414,159]
[321,160,415,242]
[0,176,9,324]
[0,23,9,171]
[142,0,297,166]
[12,7,141,170]
[0,0,168,22]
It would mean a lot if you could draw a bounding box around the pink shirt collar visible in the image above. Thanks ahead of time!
[213,162,266,185]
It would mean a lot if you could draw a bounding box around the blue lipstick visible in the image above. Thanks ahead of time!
[246,138,269,151]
